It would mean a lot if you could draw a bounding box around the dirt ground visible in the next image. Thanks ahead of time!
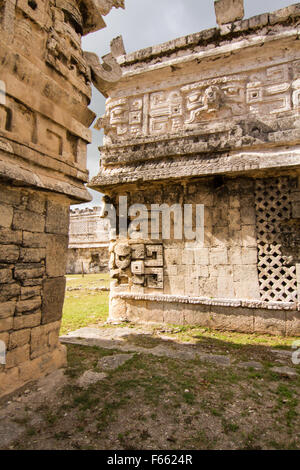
[0,323,299,450]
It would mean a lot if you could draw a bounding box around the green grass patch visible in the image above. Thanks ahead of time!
[65,273,110,289]
[163,325,298,350]
[61,291,109,334]
[61,274,110,334]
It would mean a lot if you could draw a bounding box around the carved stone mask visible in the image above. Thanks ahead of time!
[204,86,221,105]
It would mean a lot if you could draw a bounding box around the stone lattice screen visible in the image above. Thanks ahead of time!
[255,177,298,303]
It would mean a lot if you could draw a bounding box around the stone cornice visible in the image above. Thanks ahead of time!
[113,292,300,312]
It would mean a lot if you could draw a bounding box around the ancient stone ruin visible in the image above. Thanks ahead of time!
[0,0,124,397]
[90,1,300,335]
[0,0,300,399]
[67,207,109,274]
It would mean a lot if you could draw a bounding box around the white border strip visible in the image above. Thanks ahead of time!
[112,292,299,311]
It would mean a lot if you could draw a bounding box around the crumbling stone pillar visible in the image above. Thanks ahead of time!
[90,2,300,336]
[0,0,125,397]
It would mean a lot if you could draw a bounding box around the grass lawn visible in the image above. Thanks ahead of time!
[61,274,110,335]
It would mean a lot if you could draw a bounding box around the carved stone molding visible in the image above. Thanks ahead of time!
[112,292,299,311]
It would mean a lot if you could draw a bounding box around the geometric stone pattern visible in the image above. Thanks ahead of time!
[255,177,298,302]
[91,6,300,190]
[110,241,164,289]
[69,208,110,247]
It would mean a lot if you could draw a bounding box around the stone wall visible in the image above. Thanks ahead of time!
[0,183,69,396]
[104,176,300,336]
[0,0,125,397]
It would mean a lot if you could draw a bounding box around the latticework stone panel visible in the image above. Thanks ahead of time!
[255,177,297,302]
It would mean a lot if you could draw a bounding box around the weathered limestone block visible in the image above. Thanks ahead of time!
[0,367,19,398]
[8,329,31,350]
[132,301,164,324]
[41,277,66,324]
[13,210,45,233]
[46,234,68,277]
[0,244,19,263]
[20,248,45,263]
[184,304,211,326]
[0,301,15,319]
[15,297,42,315]
[0,203,13,227]
[214,0,244,26]
[269,4,300,24]
[5,344,30,368]
[210,306,254,334]
[0,227,22,245]
[23,231,48,248]
[0,283,20,302]
[14,264,45,282]
[20,286,41,300]
[0,267,13,283]
[164,304,185,325]
[286,311,300,336]
[209,248,228,266]
[253,310,286,336]
[13,311,41,330]
[45,200,69,235]
[30,323,59,359]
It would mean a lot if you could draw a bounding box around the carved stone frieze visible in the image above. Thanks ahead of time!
[97,63,298,146]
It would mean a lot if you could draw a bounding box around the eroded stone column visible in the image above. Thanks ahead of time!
[0,0,125,397]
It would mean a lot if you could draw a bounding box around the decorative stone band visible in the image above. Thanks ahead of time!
[112,292,300,312]
[91,148,300,188]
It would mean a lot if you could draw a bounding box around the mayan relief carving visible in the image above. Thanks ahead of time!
[99,62,299,142]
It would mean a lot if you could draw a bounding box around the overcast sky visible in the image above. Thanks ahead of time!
[79,0,295,207]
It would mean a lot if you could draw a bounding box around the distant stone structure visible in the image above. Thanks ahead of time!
[90,0,300,336]
[67,207,109,274]
[0,0,124,397]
